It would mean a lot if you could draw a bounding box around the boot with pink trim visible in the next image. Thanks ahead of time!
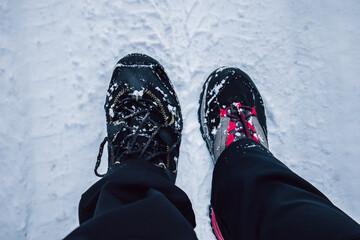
[198,67,268,163]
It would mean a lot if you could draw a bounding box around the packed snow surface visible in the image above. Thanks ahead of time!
[1,0,360,239]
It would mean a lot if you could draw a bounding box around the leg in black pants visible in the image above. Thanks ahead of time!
[65,159,197,240]
[211,139,360,240]
[65,140,360,240]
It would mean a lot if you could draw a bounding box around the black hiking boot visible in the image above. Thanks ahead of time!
[198,67,268,163]
[95,53,183,183]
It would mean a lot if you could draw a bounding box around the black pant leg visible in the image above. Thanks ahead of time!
[211,139,360,240]
[65,159,197,240]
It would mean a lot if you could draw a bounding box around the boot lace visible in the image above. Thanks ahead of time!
[95,97,180,177]
[221,102,259,144]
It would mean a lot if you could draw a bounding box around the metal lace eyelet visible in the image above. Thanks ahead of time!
[157,162,166,169]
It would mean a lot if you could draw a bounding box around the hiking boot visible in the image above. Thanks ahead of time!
[95,53,183,183]
[198,67,268,163]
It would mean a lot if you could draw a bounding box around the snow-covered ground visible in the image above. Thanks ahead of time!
[1,0,360,239]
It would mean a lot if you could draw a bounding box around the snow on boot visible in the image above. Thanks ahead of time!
[95,53,183,183]
[198,67,268,163]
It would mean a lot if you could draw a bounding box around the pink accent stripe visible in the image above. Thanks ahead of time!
[211,209,225,240]
[252,134,260,143]
[247,122,255,132]
[220,109,227,117]
[226,134,234,147]
[228,121,236,132]
[226,121,236,147]
[252,107,257,116]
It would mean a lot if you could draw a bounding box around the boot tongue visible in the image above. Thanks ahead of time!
[228,106,238,116]
[226,103,251,117]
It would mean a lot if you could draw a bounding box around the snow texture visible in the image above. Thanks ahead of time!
[1,0,360,239]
